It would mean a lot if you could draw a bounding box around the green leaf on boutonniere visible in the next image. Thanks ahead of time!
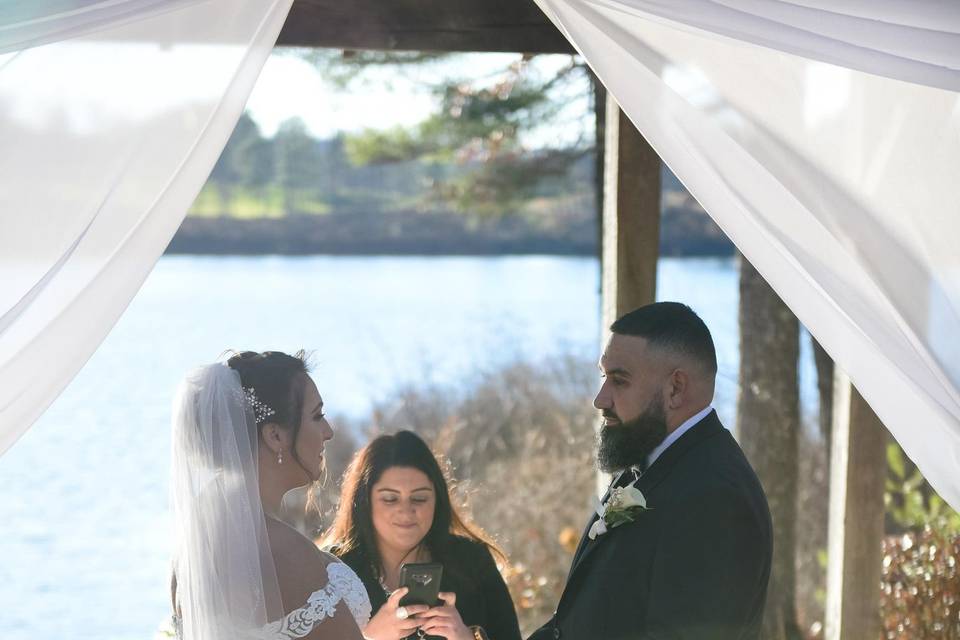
[603,504,649,529]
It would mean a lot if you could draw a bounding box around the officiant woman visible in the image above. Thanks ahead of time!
[323,430,522,640]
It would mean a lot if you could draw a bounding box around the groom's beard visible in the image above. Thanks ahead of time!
[597,393,668,473]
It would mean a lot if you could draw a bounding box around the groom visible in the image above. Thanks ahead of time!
[532,302,772,640]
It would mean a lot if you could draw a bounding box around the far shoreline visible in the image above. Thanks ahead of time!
[165,209,735,258]
[162,249,735,258]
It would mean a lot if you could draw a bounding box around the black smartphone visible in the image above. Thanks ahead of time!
[398,561,443,607]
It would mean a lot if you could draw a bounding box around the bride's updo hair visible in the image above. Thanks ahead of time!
[226,350,311,438]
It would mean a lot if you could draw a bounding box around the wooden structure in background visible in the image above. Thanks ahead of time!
[278,0,574,53]
[278,0,882,634]
[600,95,661,330]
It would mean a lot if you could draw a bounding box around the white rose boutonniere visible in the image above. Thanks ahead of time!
[588,482,649,540]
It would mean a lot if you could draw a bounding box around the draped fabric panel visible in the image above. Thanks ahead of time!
[0,0,293,454]
[533,0,960,509]
[0,0,203,55]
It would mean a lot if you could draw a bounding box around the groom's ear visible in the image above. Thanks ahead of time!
[665,368,690,409]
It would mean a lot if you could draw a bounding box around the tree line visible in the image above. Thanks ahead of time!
[196,111,593,220]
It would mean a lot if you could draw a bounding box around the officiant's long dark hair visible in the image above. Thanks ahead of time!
[322,430,504,579]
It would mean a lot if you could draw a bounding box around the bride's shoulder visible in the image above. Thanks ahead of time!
[261,519,369,639]
[265,519,340,598]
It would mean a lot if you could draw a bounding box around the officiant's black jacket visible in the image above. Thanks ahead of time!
[338,535,522,640]
[531,410,772,640]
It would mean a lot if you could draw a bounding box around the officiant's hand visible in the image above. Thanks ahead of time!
[415,592,472,640]
[364,588,430,640]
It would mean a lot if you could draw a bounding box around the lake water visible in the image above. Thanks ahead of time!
[0,255,817,639]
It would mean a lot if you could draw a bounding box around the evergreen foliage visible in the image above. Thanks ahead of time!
[299,49,595,214]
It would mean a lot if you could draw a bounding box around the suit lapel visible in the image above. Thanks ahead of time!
[565,512,599,583]
[562,412,725,587]
[566,470,630,581]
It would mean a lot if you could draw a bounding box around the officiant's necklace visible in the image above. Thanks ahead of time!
[378,542,426,596]
[379,544,428,639]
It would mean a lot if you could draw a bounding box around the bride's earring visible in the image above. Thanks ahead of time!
[277,450,284,465]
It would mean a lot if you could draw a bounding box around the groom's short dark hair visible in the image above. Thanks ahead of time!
[611,302,717,375]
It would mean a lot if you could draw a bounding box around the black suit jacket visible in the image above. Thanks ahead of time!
[531,410,772,640]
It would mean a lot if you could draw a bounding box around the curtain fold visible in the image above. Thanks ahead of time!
[0,0,204,55]
[581,0,960,90]
[0,0,294,454]
[534,0,960,509]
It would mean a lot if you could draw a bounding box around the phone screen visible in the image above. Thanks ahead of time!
[398,562,443,607]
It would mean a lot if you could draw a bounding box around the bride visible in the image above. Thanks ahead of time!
[169,350,375,639]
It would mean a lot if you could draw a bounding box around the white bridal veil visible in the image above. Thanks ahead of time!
[170,363,282,640]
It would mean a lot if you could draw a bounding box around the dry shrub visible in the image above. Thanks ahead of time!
[880,526,960,638]
[880,442,960,639]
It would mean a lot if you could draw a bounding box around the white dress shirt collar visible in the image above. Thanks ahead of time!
[645,404,714,470]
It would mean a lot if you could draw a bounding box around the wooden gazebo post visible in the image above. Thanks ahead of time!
[825,377,886,639]
[600,96,661,333]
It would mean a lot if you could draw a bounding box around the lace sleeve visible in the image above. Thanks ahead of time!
[251,562,370,639]
[325,562,371,627]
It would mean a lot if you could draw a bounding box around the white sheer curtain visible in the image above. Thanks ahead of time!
[534,0,960,509]
[0,0,292,454]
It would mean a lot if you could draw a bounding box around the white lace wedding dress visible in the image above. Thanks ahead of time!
[255,562,372,639]
[167,561,371,639]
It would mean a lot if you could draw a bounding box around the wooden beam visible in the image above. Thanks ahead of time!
[600,97,661,332]
[277,0,575,54]
[825,373,885,639]
[596,98,660,496]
